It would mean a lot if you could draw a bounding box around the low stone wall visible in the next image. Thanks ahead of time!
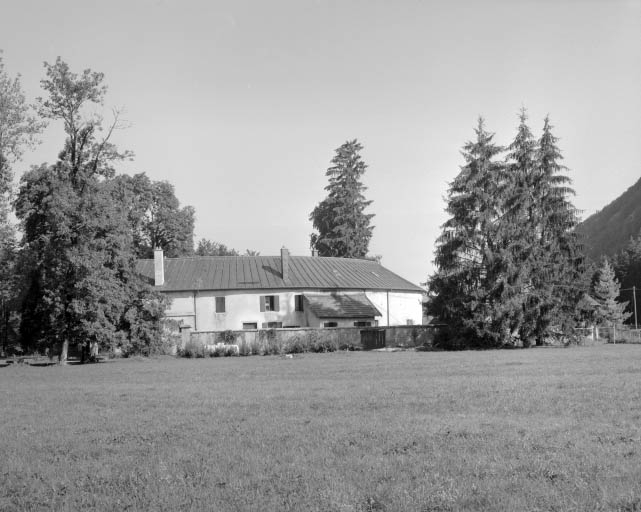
[184,325,439,355]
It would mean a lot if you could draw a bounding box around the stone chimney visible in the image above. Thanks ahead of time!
[154,247,164,286]
[281,246,290,282]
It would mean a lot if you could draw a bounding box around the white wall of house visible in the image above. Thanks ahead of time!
[164,291,196,329]
[365,291,423,326]
[162,288,423,331]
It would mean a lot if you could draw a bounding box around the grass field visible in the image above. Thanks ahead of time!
[1,345,641,511]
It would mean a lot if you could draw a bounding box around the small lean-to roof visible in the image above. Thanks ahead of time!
[135,255,423,293]
[303,292,381,319]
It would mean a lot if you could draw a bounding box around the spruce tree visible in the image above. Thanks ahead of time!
[590,257,630,327]
[428,118,507,347]
[429,112,584,348]
[310,139,374,258]
[497,109,541,344]
[531,116,583,339]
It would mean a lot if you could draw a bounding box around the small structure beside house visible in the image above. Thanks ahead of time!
[135,247,424,331]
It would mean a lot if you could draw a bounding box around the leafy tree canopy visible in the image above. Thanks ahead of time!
[110,173,195,258]
[16,58,165,360]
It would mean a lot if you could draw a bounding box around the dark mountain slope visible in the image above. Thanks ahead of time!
[576,177,641,261]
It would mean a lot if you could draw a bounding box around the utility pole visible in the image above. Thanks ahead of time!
[634,285,638,330]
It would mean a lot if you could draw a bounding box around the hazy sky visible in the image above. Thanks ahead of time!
[2,0,640,285]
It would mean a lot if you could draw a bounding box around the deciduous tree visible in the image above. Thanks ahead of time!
[195,239,238,256]
[110,173,194,258]
[0,53,44,353]
[16,58,163,361]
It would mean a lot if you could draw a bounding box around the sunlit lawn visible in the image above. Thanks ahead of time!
[1,345,641,511]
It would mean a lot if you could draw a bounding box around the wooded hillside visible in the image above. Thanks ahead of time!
[576,177,641,261]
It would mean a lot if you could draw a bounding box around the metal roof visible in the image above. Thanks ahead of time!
[303,293,381,318]
[135,255,423,293]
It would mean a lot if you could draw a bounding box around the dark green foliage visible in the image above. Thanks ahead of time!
[310,139,375,258]
[15,58,166,359]
[590,257,630,326]
[195,239,259,257]
[612,232,641,324]
[428,118,508,348]
[428,113,583,348]
[503,113,583,344]
[110,173,195,258]
[220,330,237,344]
[195,239,238,256]
[0,55,43,355]
[576,177,641,261]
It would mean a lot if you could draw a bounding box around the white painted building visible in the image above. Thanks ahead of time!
[136,248,424,331]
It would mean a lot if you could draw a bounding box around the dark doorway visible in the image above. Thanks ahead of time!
[360,328,386,350]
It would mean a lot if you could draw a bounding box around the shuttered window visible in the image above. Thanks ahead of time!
[294,295,304,312]
[215,297,225,313]
[259,295,279,312]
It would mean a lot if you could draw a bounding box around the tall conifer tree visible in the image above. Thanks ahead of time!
[428,118,508,347]
[429,112,584,348]
[310,139,374,258]
[530,116,583,340]
[590,257,630,327]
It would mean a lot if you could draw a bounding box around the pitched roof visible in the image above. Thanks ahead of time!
[303,293,381,319]
[135,255,423,293]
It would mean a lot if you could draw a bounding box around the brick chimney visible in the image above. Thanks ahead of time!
[281,246,290,282]
[154,247,165,286]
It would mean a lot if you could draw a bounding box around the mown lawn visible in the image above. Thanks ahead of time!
[1,345,641,511]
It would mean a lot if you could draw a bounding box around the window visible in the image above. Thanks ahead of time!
[215,296,225,313]
[354,321,372,327]
[406,319,414,326]
[323,322,338,328]
[261,322,282,328]
[242,322,257,330]
[259,295,279,312]
[294,294,304,312]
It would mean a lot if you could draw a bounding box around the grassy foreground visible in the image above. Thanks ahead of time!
[1,346,641,511]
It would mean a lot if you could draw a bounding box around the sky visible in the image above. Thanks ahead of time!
[1,0,640,285]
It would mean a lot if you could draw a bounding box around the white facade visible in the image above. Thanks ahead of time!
[163,289,423,331]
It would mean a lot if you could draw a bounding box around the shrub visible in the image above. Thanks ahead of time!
[284,334,309,354]
[220,330,237,344]
[180,340,206,358]
[259,329,281,355]
[308,330,339,352]
[212,344,226,357]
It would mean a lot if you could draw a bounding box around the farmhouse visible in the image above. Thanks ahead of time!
[136,248,423,331]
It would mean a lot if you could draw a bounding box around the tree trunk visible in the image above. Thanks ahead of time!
[59,339,69,364]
